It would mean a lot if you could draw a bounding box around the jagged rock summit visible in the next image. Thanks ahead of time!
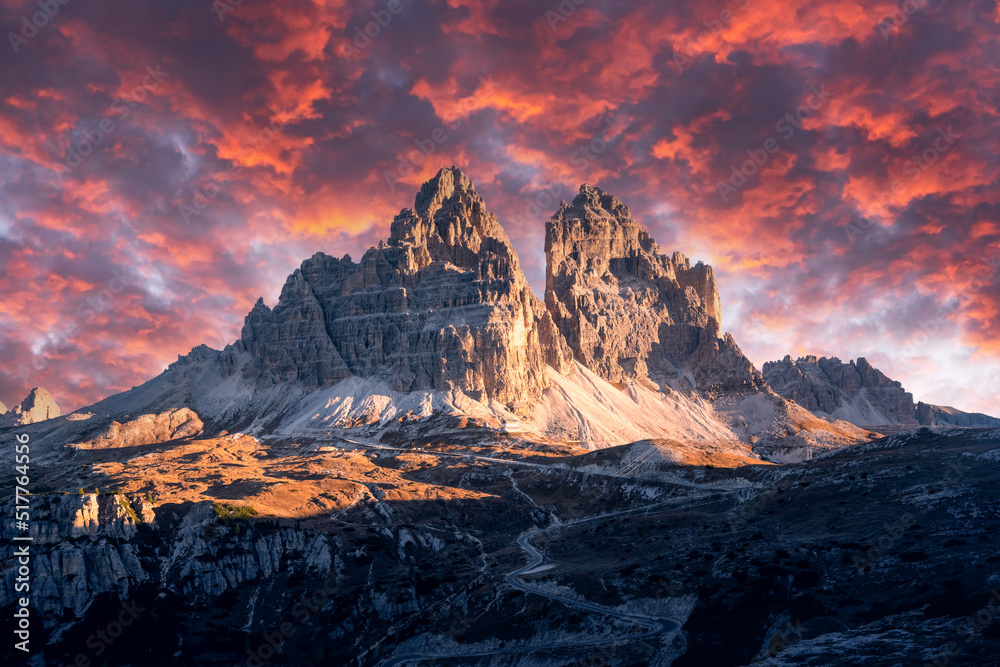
[240,166,571,417]
[764,355,1000,427]
[541,184,867,458]
[0,386,61,426]
[545,184,761,395]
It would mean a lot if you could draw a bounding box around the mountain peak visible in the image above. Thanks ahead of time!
[23,386,55,408]
[389,167,513,269]
[412,166,478,218]
[566,183,633,221]
[0,386,61,425]
[547,183,663,270]
[545,184,743,392]
[238,167,569,414]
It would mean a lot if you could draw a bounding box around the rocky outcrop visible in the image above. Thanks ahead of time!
[762,356,918,425]
[0,494,330,631]
[544,184,763,396]
[0,494,147,622]
[241,167,571,416]
[166,504,335,599]
[915,402,1000,427]
[71,408,204,449]
[0,386,61,426]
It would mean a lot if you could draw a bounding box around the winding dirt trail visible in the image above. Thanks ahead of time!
[377,501,682,666]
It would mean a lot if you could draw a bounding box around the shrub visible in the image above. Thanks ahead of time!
[212,502,259,523]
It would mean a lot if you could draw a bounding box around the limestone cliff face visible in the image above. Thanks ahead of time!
[0,495,334,631]
[762,356,919,425]
[241,167,571,416]
[544,185,762,396]
[0,386,61,426]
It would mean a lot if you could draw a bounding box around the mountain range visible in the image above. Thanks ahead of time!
[6,167,1000,667]
[15,167,1000,462]
[20,167,884,464]
[14,167,999,462]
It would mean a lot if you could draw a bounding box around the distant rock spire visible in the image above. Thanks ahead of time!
[0,387,61,426]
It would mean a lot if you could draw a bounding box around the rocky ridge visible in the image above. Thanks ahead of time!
[762,355,917,425]
[70,408,204,449]
[915,401,1000,427]
[0,493,150,624]
[0,493,333,637]
[763,355,999,427]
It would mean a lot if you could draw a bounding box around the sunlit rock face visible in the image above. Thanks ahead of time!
[544,184,762,396]
[240,167,571,416]
[71,408,204,449]
[0,386,61,426]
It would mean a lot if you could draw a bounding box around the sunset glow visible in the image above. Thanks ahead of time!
[1,0,997,414]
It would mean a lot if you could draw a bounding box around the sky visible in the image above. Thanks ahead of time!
[0,0,998,416]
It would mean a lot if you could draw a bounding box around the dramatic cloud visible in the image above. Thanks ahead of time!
[1,0,997,414]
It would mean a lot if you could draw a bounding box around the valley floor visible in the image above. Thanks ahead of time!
[4,425,1000,666]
